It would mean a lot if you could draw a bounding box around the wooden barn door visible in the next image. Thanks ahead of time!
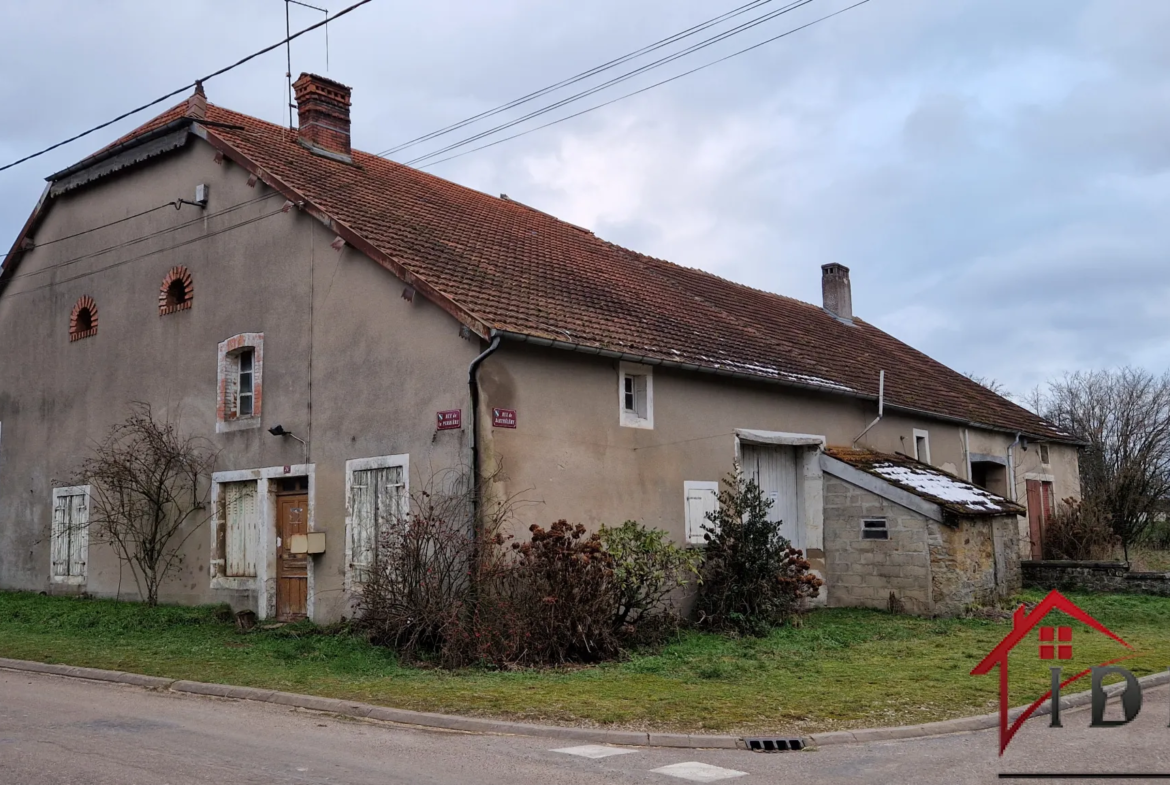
[741,443,800,548]
[276,493,309,621]
[1025,480,1045,560]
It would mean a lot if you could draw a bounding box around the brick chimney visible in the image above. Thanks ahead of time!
[821,263,853,323]
[293,73,352,159]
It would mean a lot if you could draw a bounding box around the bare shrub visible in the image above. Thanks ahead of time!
[1042,497,1119,561]
[74,403,214,605]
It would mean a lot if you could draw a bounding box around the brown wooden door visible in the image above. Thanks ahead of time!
[276,494,309,621]
[1026,480,1044,560]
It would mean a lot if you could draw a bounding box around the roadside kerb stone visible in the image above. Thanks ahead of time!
[2,656,1165,750]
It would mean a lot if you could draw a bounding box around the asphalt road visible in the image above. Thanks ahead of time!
[2,669,1169,784]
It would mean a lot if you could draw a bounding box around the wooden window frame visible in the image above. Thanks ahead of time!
[619,362,654,429]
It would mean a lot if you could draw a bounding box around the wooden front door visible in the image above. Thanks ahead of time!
[276,493,309,621]
[1025,480,1045,560]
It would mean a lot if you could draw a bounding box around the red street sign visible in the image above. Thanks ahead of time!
[436,409,462,430]
[492,408,517,428]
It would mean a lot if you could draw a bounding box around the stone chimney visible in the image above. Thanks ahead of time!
[293,73,352,159]
[821,263,853,323]
[185,81,207,121]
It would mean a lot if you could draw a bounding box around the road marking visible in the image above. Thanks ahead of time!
[551,744,638,759]
[651,761,748,782]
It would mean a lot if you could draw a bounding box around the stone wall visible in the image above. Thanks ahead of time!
[1022,560,1170,596]
[823,476,933,614]
[824,476,1021,615]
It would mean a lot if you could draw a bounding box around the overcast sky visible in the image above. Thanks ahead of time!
[1,0,1166,398]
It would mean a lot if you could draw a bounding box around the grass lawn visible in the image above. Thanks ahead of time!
[1,590,1167,735]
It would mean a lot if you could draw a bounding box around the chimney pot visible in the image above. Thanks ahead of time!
[293,73,352,160]
[821,263,853,323]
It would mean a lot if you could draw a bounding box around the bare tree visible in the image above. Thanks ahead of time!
[75,403,215,605]
[1034,368,1170,561]
[965,373,1013,400]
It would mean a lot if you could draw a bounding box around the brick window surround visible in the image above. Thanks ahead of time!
[159,266,194,315]
[217,333,264,433]
[69,296,98,341]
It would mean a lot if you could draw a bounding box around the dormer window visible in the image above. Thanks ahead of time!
[619,362,653,429]
[217,333,263,432]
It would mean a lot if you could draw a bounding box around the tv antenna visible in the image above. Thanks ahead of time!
[284,0,331,128]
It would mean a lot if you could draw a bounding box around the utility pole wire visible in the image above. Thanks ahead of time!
[419,0,873,169]
[376,0,780,158]
[403,0,816,166]
[0,0,371,175]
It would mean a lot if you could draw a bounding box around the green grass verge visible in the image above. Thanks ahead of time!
[1,590,1167,734]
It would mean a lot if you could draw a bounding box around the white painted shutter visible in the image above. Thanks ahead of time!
[634,375,649,418]
[224,481,259,577]
[349,466,405,583]
[51,497,69,578]
[684,481,720,543]
[68,492,88,578]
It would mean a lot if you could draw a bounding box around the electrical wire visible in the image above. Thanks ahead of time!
[0,0,372,175]
[1,202,174,265]
[5,192,283,283]
[418,0,872,169]
[401,0,815,166]
[376,0,780,158]
[6,208,289,298]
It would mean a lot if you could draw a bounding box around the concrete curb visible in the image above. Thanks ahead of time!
[1,657,1164,750]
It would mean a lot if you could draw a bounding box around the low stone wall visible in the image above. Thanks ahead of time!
[1022,560,1170,596]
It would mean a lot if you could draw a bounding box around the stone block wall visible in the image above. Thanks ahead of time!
[929,515,1020,613]
[1023,560,1170,596]
[823,476,933,614]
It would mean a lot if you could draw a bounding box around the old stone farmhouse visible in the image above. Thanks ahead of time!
[0,76,1078,621]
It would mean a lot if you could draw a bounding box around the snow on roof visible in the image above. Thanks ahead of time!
[868,463,1015,514]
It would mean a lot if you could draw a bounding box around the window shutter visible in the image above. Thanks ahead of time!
[224,481,259,577]
[349,466,406,584]
[684,481,719,544]
[68,492,88,578]
[51,497,69,578]
[634,375,648,418]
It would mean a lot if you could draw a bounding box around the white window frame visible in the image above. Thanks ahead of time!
[1039,443,1051,466]
[861,517,889,541]
[345,454,410,591]
[217,333,264,433]
[684,481,720,544]
[619,361,654,429]
[50,485,90,585]
[913,428,931,464]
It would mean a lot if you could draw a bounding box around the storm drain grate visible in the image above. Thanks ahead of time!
[742,737,805,753]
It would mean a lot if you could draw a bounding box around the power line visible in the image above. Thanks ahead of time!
[6,208,288,299]
[1,202,174,265]
[376,0,779,158]
[0,0,372,175]
[418,0,872,169]
[5,192,283,284]
[402,0,816,166]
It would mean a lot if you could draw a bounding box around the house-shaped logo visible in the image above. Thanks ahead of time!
[970,590,1135,754]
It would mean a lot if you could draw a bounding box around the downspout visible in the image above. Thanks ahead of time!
[468,332,503,524]
[852,370,885,447]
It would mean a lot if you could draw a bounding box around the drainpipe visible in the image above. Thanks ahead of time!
[852,370,885,447]
[468,332,502,524]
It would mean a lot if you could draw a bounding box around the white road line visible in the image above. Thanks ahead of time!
[651,761,748,782]
[551,744,638,759]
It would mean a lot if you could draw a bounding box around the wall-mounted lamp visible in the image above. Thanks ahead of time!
[268,424,307,448]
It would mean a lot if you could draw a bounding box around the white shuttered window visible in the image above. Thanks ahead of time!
[51,486,90,583]
[223,481,259,578]
[684,481,720,544]
[347,462,407,584]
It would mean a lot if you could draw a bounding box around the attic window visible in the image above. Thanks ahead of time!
[619,362,653,429]
[160,266,193,314]
[1039,443,1050,465]
[861,518,889,540]
[69,296,98,341]
[913,429,931,464]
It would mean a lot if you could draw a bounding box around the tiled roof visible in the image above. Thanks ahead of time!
[28,96,1073,442]
[824,446,1026,517]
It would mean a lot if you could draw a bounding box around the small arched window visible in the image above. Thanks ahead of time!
[159,266,193,315]
[69,296,98,342]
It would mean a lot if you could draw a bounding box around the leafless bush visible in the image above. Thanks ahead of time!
[1042,497,1119,561]
[74,403,214,605]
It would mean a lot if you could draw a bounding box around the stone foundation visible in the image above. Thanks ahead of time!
[1022,560,1170,596]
